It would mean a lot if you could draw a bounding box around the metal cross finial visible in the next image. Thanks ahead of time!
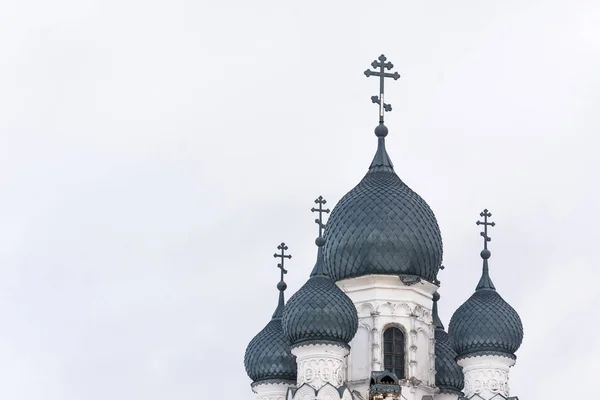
[273,242,292,281]
[364,54,401,124]
[311,196,330,239]
[476,209,496,250]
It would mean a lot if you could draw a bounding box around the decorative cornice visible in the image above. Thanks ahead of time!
[251,379,296,389]
[456,350,517,362]
[290,339,350,351]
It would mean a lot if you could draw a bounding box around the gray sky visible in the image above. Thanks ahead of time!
[0,0,598,398]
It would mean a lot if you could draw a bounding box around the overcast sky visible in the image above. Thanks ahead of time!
[0,0,599,399]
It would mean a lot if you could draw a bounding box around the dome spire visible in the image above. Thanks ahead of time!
[364,54,400,171]
[272,242,292,318]
[310,196,330,276]
[432,291,445,331]
[476,208,496,291]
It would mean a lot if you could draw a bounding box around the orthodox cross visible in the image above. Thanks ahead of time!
[476,209,496,250]
[273,242,292,280]
[364,54,401,124]
[311,196,330,238]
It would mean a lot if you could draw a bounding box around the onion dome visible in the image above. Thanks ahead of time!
[244,245,297,387]
[432,292,464,396]
[282,197,359,348]
[323,122,443,283]
[448,210,524,360]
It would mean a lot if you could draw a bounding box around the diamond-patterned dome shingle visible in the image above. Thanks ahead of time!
[323,167,443,283]
[432,292,464,395]
[244,317,297,385]
[282,249,358,347]
[449,288,523,360]
[435,329,464,395]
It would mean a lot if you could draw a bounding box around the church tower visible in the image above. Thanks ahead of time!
[244,244,297,400]
[448,210,523,399]
[323,55,444,400]
[282,196,359,400]
[243,55,525,400]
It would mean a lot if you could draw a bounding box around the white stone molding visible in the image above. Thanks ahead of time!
[371,322,381,371]
[253,382,292,400]
[289,384,314,400]
[292,343,350,390]
[457,355,515,399]
[287,383,356,400]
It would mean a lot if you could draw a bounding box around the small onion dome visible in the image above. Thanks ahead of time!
[432,292,464,396]
[282,247,358,348]
[448,251,524,360]
[323,123,443,283]
[244,281,297,386]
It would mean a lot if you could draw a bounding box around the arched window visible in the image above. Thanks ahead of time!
[383,327,405,379]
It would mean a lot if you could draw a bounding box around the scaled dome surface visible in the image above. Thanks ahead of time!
[282,249,358,347]
[244,317,297,385]
[449,250,524,360]
[244,276,297,386]
[323,126,443,283]
[448,288,523,360]
[432,292,464,396]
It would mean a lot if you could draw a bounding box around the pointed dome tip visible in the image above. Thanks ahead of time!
[369,124,394,170]
[432,291,445,331]
[476,259,496,291]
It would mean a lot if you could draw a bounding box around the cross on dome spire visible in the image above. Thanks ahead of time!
[272,242,292,318]
[273,242,292,280]
[476,209,496,252]
[475,209,496,291]
[364,54,401,125]
[311,196,330,245]
[310,196,330,277]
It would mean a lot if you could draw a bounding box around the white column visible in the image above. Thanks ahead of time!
[458,355,515,399]
[292,343,350,390]
[252,382,291,400]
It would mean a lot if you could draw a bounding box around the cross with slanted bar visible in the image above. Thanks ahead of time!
[311,196,330,238]
[364,54,401,124]
[476,209,496,250]
[273,242,292,279]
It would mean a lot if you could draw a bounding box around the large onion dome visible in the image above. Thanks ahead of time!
[244,273,297,386]
[448,213,524,360]
[323,123,443,283]
[282,243,358,348]
[432,292,464,396]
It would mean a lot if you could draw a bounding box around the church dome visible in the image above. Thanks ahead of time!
[323,124,443,283]
[448,223,523,360]
[432,292,464,396]
[449,287,523,360]
[282,247,358,348]
[244,279,296,386]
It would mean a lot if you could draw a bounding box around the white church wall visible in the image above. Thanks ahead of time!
[291,343,350,390]
[434,393,459,400]
[252,382,292,400]
[337,275,439,400]
[348,324,371,382]
[457,354,515,399]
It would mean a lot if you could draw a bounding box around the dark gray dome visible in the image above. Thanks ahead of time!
[435,330,464,395]
[448,260,523,360]
[244,291,297,385]
[323,134,443,283]
[432,292,464,396]
[244,318,297,385]
[282,249,358,347]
